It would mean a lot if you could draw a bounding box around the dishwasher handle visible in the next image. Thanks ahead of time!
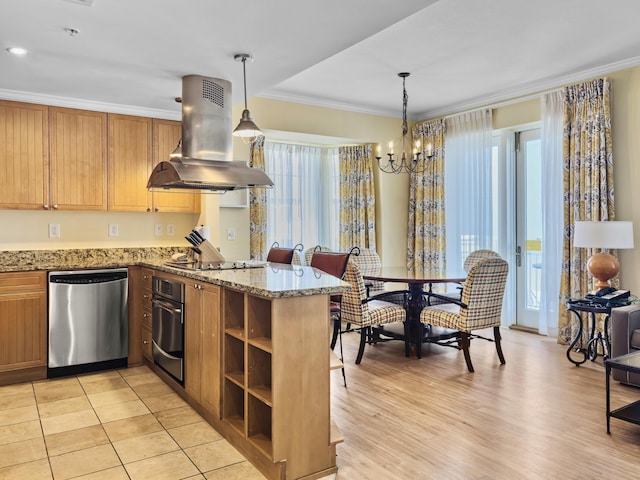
[49,270,128,284]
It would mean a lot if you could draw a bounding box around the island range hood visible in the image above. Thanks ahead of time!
[147,75,273,191]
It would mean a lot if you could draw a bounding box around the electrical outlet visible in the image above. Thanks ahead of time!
[227,227,236,241]
[108,224,119,237]
[154,223,163,236]
[166,224,175,236]
[48,224,60,238]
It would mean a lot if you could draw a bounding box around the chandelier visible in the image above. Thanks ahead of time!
[376,72,433,174]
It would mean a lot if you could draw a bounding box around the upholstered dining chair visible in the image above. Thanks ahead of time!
[428,249,503,306]
[304,245,332,265]
[310,250,352,386]
[266,242,303,265]
[418,257,509,372]
[351,248,384,296]
[340,261,407,364]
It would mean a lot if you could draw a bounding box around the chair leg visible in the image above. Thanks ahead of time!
[355,327,369,364]
[338,326,347,387]
[416,323,423,359]
[494,326,506,365]
[330,318,339,350]
[460,332,474,373]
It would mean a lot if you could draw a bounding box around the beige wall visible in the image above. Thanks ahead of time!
[4,64,640,290]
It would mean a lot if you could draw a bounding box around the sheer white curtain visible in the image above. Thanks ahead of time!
[539,90,564,337]
[264,141,340,250]
[444,109,494,277]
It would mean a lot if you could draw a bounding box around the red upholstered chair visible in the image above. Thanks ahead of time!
[266,242,303,265]
[311,250,351,386]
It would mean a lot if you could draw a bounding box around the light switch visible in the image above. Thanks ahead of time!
[108,224,119,237]
[154,224,163,236]
[167,224,175,236]
[227,227,236,241]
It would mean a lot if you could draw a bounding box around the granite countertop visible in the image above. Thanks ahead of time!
[0,248,350,299]
[146,260,350,299]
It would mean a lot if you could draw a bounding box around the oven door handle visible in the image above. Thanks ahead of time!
[152,297,183,318]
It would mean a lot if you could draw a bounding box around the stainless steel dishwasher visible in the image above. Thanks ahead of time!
[48,268,128,377]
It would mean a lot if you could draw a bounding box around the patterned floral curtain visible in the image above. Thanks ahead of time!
[249,136,268,260]
[338,145,376,250]
[558,78,614,344]
[407,119,446,276]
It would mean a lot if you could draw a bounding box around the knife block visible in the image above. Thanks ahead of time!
[198,239,226,265]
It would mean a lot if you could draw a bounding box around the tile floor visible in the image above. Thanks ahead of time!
[0,366,267,480]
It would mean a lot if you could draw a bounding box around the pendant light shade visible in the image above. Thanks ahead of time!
[233,53,262,145]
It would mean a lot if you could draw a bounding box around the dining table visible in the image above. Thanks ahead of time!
[362,267,466,357]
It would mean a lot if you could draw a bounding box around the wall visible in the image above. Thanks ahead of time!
[220,99,405,265]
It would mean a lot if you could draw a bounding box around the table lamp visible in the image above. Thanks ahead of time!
[573,221,634,292]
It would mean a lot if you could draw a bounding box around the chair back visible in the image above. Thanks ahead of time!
[339,261,370,325]
[304,245,333,265]
[310,251,350,280]
[463,249,501,273]
[267,247,296,264]
[352,248,384,294]
[459,257,509,330]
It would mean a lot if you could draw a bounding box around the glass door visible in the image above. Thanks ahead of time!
[515,129,542,330]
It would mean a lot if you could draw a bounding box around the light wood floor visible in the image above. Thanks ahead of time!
[330,327,640,479]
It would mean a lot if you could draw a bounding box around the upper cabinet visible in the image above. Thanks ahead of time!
[108,113,153,212]
[0,102,199,213]
[152,119,200,213]
[50,107,107,210]
[0,100,49,209]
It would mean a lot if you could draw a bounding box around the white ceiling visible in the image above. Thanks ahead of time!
[2,0,640,121]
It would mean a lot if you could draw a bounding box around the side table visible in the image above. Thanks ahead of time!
[566,300,614,366]
[605,351,640,433]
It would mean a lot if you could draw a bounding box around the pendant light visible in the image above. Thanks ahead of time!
[233,53,263,145]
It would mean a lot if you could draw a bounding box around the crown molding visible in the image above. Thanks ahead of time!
[416,55,640,120]
[0,88,181,120]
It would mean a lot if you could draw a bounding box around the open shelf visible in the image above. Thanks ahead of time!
[224,289,245,331]
[248,393,272,458]
[223,378,245,435]
[248,337,272,353]
[224,334,244,384]
[247,296,272,340]
[248,346,272,406]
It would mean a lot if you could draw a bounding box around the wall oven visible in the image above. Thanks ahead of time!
[152,276,184,383]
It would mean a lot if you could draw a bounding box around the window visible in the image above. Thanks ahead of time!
[264,141,340,250]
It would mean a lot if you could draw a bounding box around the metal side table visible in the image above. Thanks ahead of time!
[605,351,640,433]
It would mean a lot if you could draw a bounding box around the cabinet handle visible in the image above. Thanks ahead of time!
[155,207,159,212]
[52,204,58,209]
[143,312,150,318]
[143,275,149,280]
[147,207,151,212]
[43,204,49,210]
[143,340,149,344]
[143,294,150,299]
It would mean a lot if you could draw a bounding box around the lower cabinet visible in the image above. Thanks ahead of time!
[185,280,221,416]
[0,271,47,384]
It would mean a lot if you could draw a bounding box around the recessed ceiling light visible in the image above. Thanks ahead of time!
[6,47,29,56]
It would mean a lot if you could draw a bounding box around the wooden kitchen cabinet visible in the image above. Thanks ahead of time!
[0,271,47,385]
[49,107,107,210]
[0,100,49,210]
[185,279,221,416]
[152,119,200,213]
[108,113,153,212]
[128,266,154,366]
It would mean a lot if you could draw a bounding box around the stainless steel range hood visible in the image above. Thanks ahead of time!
[147,75,273,191]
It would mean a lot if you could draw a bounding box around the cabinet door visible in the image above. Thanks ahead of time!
[50,107,107,210]
[152,119,201,213]
[185,282,203,401]
[200,283,221,415]
[0,100,49,210]
[108,113,152,211]
[0,272,47,371]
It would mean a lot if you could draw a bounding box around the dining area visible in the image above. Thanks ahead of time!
[266,243,510,374]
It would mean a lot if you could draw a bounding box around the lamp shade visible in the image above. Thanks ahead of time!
[573,221,634,249]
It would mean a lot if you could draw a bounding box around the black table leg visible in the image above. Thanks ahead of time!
[566,308,587,366]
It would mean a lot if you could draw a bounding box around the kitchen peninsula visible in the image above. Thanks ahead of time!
[0,247,350,480]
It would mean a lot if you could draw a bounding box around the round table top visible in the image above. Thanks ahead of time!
[362,267,465,284]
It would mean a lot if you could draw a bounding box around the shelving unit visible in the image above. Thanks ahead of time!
[221,288,338,479]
